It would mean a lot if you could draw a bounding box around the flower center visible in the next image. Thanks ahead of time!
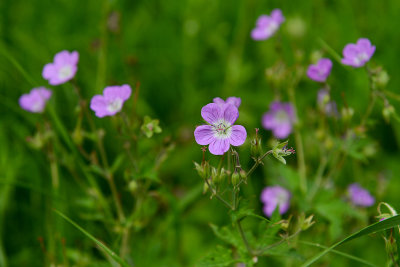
[275,110,289,123]
[58,65,72,80]
[107,98,123,113]
[355,52,368,65]
[212,119,232,139]
[265,22,278,35]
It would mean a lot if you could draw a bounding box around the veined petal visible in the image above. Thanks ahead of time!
[222,104,239,124]
[194,125,215,145]
[201,103,222,124]
[229,125,246,146]
[209,138,230,155]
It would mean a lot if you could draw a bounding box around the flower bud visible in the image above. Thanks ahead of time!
[231,172,240,187]
[341,107,354,122]
[382,105,395,123]
[128,180,138,193]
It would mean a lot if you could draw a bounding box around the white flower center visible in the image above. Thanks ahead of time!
[107,98,123,113]
[58,65,72,80]
[212,119,232,139]
[355,53,368,65]
[265,22,278,36]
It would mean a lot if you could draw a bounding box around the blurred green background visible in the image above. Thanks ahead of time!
[1,0,400,266]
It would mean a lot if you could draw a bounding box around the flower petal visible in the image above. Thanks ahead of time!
[104,85,132,101]
[273,122,292,139]
[194,125,215,145]
[229,125,246,146]
[201,103,222,124]
[222,104,239,124]
[208,138,230,155]
[90,95,108,118]
[42,64,56,80]
[213,97,225,106]
[262,112,276,129]
[226,97,241,108]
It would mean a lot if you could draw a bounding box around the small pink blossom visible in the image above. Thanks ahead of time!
[19,87,52,113]
[341,38,375,68]
[251,9,284,41]
[307,58,332,82]
[90,85,132,118]
[261,186,291,217]
[42,50,79,85]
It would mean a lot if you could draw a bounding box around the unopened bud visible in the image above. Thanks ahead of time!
[128,180,138,193]
[301,214,315,230]
[341,107,354,121]
[231,172,240,187]
[382,105,395,123]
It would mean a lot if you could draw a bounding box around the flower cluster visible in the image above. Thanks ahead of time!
[194,97,247,155]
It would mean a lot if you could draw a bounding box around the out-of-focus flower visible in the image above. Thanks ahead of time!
[141,116,162,138]
[251,9,284,41]
[90,85,132,118]
[19,87,52,113]
[261,186,291,217]
[317,89,338,117]
[213,97,241,108]
[194,102,247,155]
[307,58,332,82]
[42,50,79,85]
[348,183,375,207]
[341,38,375,68]
[262,101,295,139]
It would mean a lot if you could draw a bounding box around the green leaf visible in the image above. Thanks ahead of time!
[54,209,131,267]
[197,245,237,267]
[301,215,400,266]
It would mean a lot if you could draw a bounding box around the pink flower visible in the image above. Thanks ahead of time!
[307,58,332,82]
[213,97,241,108]
[341,38,375,68]
[194,102,247,155]
[262,101,295,139]
[90,85,132,118]
[42,50,79,85]
[261,186,291,217]
[251,9,285,41]
[348,183,375,207]
[19,87,52,113]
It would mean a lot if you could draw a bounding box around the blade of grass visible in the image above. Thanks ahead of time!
[298,240,378,267]
[54,209,131,267]
[318,38,342,65]
[301,215,400,266]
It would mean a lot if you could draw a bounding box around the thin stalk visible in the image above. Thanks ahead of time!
[246,150,273,178]
[237,219,253,255]
[204,178,233,210]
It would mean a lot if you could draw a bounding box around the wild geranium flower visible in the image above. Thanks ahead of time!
[19,87,52,113]
[90,85,132,118]
[262,101,295,139]
[307,58,332,82]
[341,38,375,68]
[261,186,291,217]
[213,97,241,108]
[194,103,247,155]
[42,50,79,85]
[251,9,284,41]
[348,183,375,207]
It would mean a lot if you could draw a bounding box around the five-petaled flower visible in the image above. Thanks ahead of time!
[341,38,375,68]
[251,9,285,41]
[42,50,79,85]
[194,102,247,155]
[262,101,295,139]
[348,183,375,207]
[19,87,52,113]
[261,186,291,217]
[307,58,332,82]
[213,97,241,108]
[90,85,132,118]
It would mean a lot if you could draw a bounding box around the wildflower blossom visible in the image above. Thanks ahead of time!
[42,50,79,85]
[194,102,246,155]
[90,85,132,118]
[341,38,375,68]
[262,101,295,139]
[213,97,241,108]
[307,58,332,82]
[348,183,375,207]
[261,186,291,217]
[19,87,52,113]
[251,9,284,41]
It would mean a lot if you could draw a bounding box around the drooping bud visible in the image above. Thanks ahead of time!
[231,172,240,187]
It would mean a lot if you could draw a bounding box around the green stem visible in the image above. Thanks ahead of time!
[204,178,233,210]
[246,150,273,178]
[237,219,253,255]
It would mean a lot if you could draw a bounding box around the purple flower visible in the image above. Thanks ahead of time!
[90,85,132,118]
[341,38,375,68]
[348,183,375,207]
[213,97,241,108]
[42,50,79,85]
[251,9,284,41]
[307,58,332,82]
[194,103,247,155]
[261,186,291,217]
[19,87,52,113]
[262,101,295,139]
